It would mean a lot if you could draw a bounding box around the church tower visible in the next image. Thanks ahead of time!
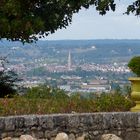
[68,51,71,71]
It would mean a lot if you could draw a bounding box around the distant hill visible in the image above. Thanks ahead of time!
[0,39,140,64]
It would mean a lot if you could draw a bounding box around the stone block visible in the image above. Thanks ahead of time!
[19,135,36,140]
[91,113,103,130]
[2,137,12,140]
[103,113,124,130]
[15,117,25,128]
[55,133,68,140]
[123,113,138,128]
[124,131,140,140]
[53,115,68,130]
[24,116,38,128]
[5,117,15,131]
[101,134,122,140]
[68,115,80,130]
[45,130,57,139]
[68,133,75,140]
[39,116,54,129]
[0,118,5,130]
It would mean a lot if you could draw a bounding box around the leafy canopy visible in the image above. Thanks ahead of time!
[0,0,139,42]
[128,56,140,77]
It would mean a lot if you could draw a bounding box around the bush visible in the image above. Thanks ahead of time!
[0,91,134,116]
[24,85,69,99]
[0,58,20,97]
[128,56,140,77]
[96,92,134,112]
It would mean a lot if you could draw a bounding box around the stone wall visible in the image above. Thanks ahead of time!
[1,112,140,140]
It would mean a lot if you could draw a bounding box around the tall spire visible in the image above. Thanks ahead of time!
[68,51,71,71]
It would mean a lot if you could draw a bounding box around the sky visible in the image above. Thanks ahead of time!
[46,0,140,40]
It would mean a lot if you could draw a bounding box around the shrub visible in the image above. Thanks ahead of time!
[0,58,20,97]
[128,56,140,77]
[0,91,134,116]
[96,92,134,112]
[24,85,69,99]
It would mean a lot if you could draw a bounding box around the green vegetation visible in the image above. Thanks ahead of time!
[0,70,18,97]
[0,0,139,42]
[0,0,115,42]
[0,85,134,116]
[0,58,19,97]
[24,85,68,99]
[128,56,140,77]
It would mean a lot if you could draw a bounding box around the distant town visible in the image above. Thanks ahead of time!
[1,39,139,94]
[14,55,131,93]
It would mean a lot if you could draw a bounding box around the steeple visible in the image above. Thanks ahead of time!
[68,51,71,71]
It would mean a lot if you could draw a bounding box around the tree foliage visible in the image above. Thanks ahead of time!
[0,57,19,97]
[0,0,139,43]
[126,0,140,16]
[128,56,140,77]
[24,84,68,99]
